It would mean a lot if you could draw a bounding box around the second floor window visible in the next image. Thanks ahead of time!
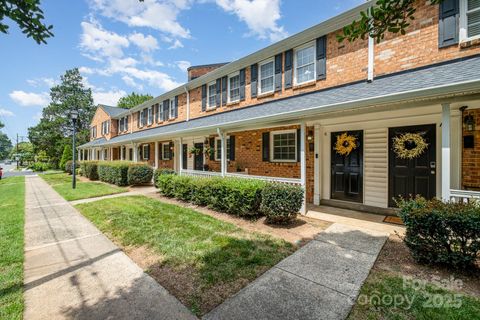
[462,0,480,40]
[208,82,216,108]
[228,73,240,102]
[169,99,175,119]
[147,107,153,125]
[91,126,97,139]
[259,59,274,94]
[295,44,315,85]
[101,121,110,135]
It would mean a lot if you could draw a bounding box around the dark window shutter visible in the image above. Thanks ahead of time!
[239,68,246,101]
[296,128,301,162]
[275,53,282,92]
[174,96,179,118]
[262,132,270,162]
[126,115,129,131]
[201,84,207,111]
[162,100,169,121]
[250,63,258,98]
[439,0,459,48]
[209,137,215,160]
[284,49,293,89]
[155,104,159,122]
[221,76,228,106]
[229,135,235,161]
[216,78,221,107]
[316,36,327,80]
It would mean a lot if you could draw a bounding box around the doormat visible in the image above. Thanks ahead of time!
[383,216,403,225]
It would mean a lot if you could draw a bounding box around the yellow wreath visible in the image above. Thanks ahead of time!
[393,132,428,159]
[335,133,358,156]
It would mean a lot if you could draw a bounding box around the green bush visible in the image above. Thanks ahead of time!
[98,161,130,186]
[81,161,99,180]
[397,196,480,268]
[157,174,176,197]
[30,162,51,172]
[65,160,73,174]
[59,145,72,170]
[153,168,176,188]
[260,183,304,224]
[127,163,153,185]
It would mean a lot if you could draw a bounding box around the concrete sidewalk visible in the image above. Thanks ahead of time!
[204,223,388,320]
[24,175,196,320]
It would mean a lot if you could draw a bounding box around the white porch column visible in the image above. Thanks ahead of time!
[313,125,322,205]
[78,149,81,161]
[442,103,451,201]
[133,144,138,162]
[217,128,227,177]
[154,141,159,169]
[300,123,307,214]
[120,146,123,161]
[178,138,183,174]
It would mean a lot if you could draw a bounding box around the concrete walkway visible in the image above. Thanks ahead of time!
[69,186,157,206]
[24,175,196,320]
[204,223,388,320]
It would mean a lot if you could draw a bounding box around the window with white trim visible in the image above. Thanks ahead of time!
[101,120,110,135]
[91,126,97,139]
[169,99,175,119]
[294,43,315,85]
[162,143,172,160]
[215,138,230,161]
[259,59,274,94]
[208,81,216,108]
[461,0,480,41]
[142,144,150,160]
[147,107,153,125]
[271,130,297,162]
[228,73,240,102]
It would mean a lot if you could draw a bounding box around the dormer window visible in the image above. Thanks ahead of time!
[294,42,315,85]
[259,58,274,94]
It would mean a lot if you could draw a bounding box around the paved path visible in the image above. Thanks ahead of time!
[24,175,196,320]
[69,186,157,206]
[204,223,388,320]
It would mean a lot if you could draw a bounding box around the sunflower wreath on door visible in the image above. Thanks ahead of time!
[392,132,429,159]
[334,132,358,156]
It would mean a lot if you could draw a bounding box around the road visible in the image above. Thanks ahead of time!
[0,162,35,178]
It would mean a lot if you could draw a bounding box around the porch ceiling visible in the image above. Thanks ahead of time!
[79,55,480,149]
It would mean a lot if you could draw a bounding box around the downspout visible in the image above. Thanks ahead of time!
[367,14,375,82]
[184,85,190,121]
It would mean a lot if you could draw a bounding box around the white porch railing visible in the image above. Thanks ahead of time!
[450,189,480,203]
[180,169,302,185]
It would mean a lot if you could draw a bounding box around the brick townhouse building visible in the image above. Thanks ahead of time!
[79,0,480,213]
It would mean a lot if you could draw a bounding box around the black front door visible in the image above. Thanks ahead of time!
[331,130,363,203]
[194,143,204,171]
[182,144,188,170]
[388,124,436,206]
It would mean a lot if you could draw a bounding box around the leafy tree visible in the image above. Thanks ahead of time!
[28,68,95,166]
[36,150,49,163]
[117,92,153,109]
[338,0,442,43]
[59,144,72,170]
[0,0,53,44]
[9,141,34,165]
[0,119,4,129]
[0,132,12,160]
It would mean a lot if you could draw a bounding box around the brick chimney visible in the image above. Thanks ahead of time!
[187,62,229,81]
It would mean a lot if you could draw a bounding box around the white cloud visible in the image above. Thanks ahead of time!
[169,39,184,49]
[79,66,95,75]
[9,91,49,107]
[89,0,191,39]
[122,67,180,91]
[215,0,287,41]
[80,19,130,60]
[128,32,159,52]
[92,89,127,106]
[0,108,14,117]
[122,75,144,90]
[27,77,58,88]
[175,60,191,72]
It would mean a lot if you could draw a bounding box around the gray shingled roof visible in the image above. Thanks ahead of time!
[80,56,480,148]
[100,105,127,117]
[80,137,107,148]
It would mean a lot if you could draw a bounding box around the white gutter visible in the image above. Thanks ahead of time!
[79,78,480,148]
[184,85,190,121]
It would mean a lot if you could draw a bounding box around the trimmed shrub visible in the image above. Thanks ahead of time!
[260,183,304,224]
[59,145,72,170]
[30,162,51,172]
[81,161,99,180]
[65,160,73,174]
[397,196,480,268]
[98,161,130,186]
[153,168,176,188]
[157,173,177,197]
[127,163,153,185]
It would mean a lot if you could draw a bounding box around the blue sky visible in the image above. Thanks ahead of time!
[0,0,363,143]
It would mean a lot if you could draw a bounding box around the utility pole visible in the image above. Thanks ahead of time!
[16,133,19,170]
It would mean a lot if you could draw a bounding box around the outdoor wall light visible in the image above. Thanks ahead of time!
[307,130,314,141]
[464,114,475,132]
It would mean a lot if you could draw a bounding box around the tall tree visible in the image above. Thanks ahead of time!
[117,92,153,109]
[0,133,12,160]
[338,0,442,43]
[28,68,95,166]
[0,0,53,44]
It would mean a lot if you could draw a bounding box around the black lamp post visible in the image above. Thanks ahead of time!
[71,110,79,189]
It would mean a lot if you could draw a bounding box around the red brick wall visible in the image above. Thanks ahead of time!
[462,109,480,190]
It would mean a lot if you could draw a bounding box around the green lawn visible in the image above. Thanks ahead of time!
[75,195,294,315]
[0,176,25,320]
[41,173,127,201]
[348,271,480,320]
